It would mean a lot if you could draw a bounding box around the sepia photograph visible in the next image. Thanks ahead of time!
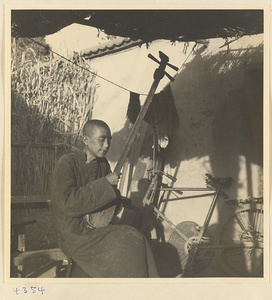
[4,6,268,287]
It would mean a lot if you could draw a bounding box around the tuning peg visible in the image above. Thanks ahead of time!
[148,53,160,64]
[148,53,179,73]
[167,62,179,71]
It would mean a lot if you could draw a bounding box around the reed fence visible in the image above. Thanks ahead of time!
[10,38,98,250]
[11,38,98,196]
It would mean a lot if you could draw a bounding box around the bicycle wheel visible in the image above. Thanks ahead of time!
[216,206,263,277]
[169,221,214,276]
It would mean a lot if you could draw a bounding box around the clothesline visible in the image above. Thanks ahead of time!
[18,34,195,96]
[25,36,147,95]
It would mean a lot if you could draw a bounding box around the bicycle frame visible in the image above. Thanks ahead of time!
[144,172,227,235]
[141,171,232,275]
[140,169,263,277]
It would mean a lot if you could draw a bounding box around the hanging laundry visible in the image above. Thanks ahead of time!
[144,85,179,147]
[126,92,141,124]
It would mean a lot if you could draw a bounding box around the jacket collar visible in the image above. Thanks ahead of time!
[71,146,104,164]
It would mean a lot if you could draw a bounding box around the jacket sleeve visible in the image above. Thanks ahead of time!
[52,155,117,217]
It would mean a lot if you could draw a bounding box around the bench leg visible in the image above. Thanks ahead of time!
[66,258,73,278]
[17,265,23,278]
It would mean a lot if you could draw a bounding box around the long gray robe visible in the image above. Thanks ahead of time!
[51,147,159,277]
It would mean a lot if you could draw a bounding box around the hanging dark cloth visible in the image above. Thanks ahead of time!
[144,85,179,136]
[126,92,141,124]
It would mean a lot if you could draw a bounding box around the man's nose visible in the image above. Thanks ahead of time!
[104,139,110,148]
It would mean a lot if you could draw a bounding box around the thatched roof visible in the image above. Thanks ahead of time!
[11,9,263,42]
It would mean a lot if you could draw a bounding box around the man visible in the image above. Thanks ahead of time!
[51,119,159,277]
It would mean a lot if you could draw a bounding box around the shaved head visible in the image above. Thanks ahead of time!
[83,120,110,138]
[82,120,112,161]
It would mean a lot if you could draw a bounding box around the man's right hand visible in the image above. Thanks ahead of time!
[105,172,122,185]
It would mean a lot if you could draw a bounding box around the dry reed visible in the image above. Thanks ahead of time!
[11,38,98,196]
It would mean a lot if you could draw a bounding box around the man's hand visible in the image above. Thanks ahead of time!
[105,172,122,185]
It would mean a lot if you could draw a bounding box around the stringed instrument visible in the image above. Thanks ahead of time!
[84,51,178,228]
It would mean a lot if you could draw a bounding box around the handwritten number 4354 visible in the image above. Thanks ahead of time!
[13,286,45,295]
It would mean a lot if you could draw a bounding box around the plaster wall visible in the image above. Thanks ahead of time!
[164,38,263,237]
[87,34,264,236]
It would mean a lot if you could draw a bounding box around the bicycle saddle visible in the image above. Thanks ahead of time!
[205,174,232,188]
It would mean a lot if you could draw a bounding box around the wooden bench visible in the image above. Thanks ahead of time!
[11,217,37,253]
[10,195,71,278]
[10,195,133,277]
[11,195,51,209]
[12,247,71,278]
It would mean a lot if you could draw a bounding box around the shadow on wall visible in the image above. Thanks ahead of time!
[168,42,263,195]
[106,119,132,163]
[107,119,154,164]
[117,42,264,277]
[116,42,263,206]
[167,42,263,277]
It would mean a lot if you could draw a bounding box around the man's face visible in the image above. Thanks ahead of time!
[84,125,112,161]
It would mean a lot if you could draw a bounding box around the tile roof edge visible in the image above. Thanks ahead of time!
[80,37,145,59]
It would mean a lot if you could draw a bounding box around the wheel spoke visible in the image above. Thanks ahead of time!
[215,207,263,277]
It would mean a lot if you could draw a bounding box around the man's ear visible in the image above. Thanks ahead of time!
[82,135,89,145]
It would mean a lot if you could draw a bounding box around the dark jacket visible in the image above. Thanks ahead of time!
[51,147,117,256]
[51,147,159,277]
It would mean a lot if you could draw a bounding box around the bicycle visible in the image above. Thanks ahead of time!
[215,196,263,277]
[138,170,263,277]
